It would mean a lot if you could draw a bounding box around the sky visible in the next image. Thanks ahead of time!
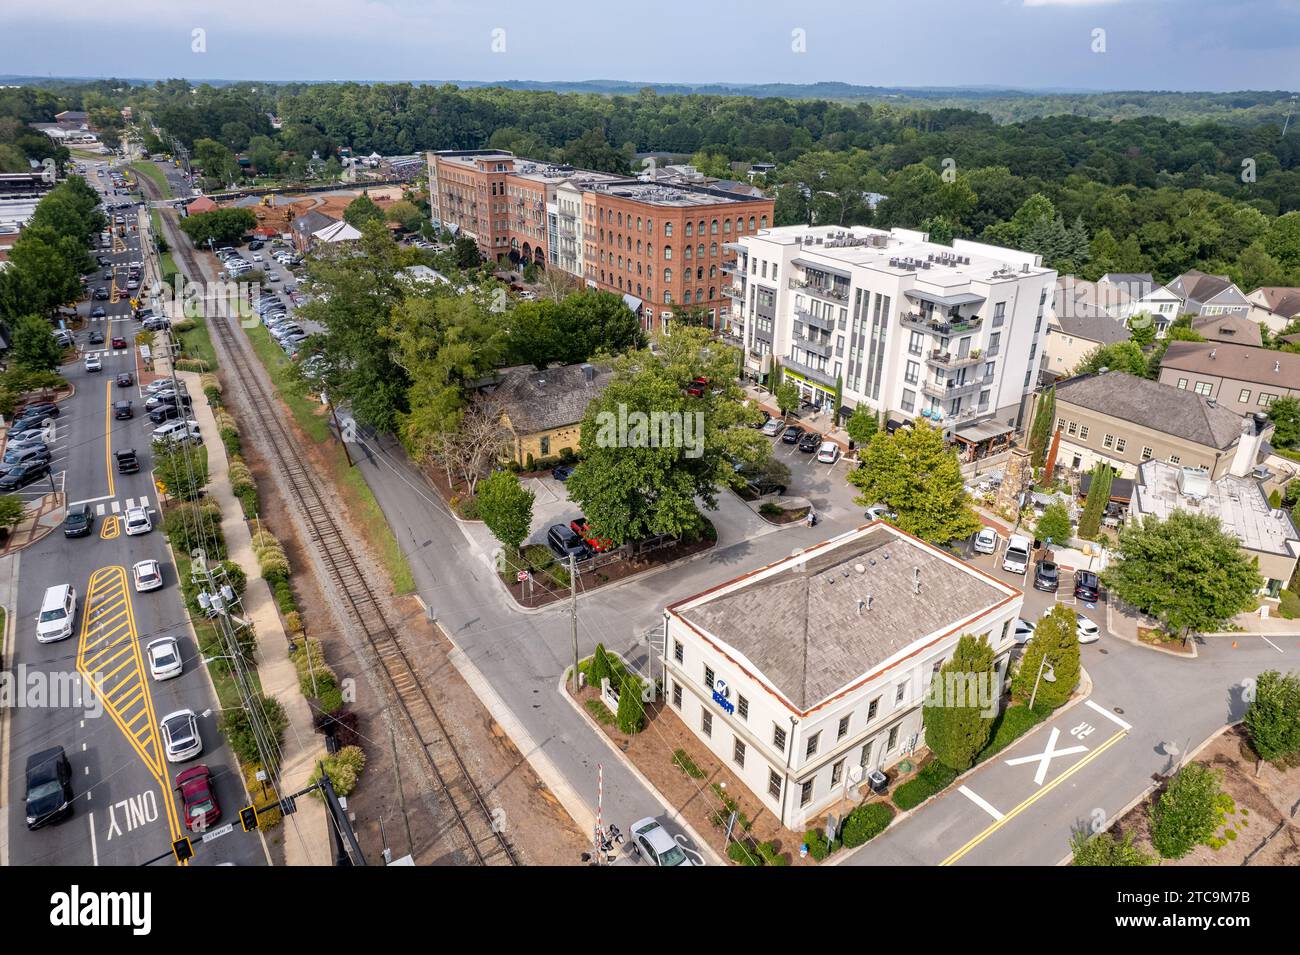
[2,0,1298,91]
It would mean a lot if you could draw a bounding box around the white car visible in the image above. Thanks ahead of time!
[630,817,694,866]
[132,559,163,592]
[1013,617,1036,645]
[973,527,999,555]
[160,709,202,762]
[123,506,152,536]
[1075,615,1101,644]
[864,504,896,522]
[146,637,182,681]
[251,252,263,262]
[84,355,102,373]
[152,419,201,445]
[816,441,840,464]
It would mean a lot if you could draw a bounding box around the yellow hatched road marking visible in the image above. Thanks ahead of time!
[77,565,185,860]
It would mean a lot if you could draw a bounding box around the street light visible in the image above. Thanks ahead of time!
[1028,655,1056,710]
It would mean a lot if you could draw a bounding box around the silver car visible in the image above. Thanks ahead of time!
[630,817,694,866]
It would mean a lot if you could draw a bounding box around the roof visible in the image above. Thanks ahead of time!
[1190,314,1263,348]
[490,363,612,434]
[1055,277,1134,320]
[292,210,337,234]
[1250,287,1300,318]
[671,524,1016,712]
[186,196,219,214]
[313,220,362,243]
[1054,371,1246,450]
[1051,311,1129,346]
[1159,340,1300,387]
[1168,270,1243,307]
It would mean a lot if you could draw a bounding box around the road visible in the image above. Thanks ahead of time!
[3,160,267,867]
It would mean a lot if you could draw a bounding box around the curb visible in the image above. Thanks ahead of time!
[0,553,18,867]
[1105,598,1198,659]
[558,670,725,867]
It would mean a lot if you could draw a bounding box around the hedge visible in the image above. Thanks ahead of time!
[892,760,959,811]
[974,703,1052,765]
[1279,590,1300,620]
[174,358,210,373]
[805,828,841,861]
[840,802,894,848]
[309,745,367,798]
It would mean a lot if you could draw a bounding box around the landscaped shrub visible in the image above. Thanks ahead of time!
[220,695,287,765]
[174,358,210,373]
[283,610,303,635]
[171,318,196,334]
[840,802,894,848]
[727,839,761,866]
[587,643,613,688]
[309,745,367,797]
[252,530,290,579]
[756,841,788,866]
[214,560,246,597]
[1279,589,1300,620]
[1150,762,1227,859]
[672,748,706,779]
[893,760,959,810]
[975,703,1052,764]
[274,580,297,615]
[236,484,259,517]
[759,502,784,516]
[805,828,841,861]
[227,457,255,494]
[615,673,646,734]
[1070,829,1155,866]
[164,501,226,559]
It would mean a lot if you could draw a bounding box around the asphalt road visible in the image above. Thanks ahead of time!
[3,161,267,867]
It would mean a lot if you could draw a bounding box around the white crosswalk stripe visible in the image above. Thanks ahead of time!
[110,500,120,513]
[96,504,105,516]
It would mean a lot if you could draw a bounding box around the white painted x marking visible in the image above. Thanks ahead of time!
[1003,727,1088,786]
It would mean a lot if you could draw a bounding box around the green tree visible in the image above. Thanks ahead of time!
[1035,502,1073,546]
[847,420,981,544]
[1075,342,1150,379]
[0,495,26,532]
[1242,670,1300,767]
[1076,461,1112,540]
[151,441,208,501]
[615,673,646,734]
[774,379,799,417]
[1102,511,1263,639]
[476,469,535,555]
[923,634,997,772]
[385,199,423,232]
[178,207,257,247]
[1149,762,1225,860]
[1267,395,1300,449]
[845,405,879,448]
[1011,605,1080,710]
[10,314,66,371]
[1027,386,1055,468]
[343,193,385,228]
[1070,830,1154,867]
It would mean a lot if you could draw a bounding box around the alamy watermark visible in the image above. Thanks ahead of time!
[921,669,1001,718]
[593,403,705,459]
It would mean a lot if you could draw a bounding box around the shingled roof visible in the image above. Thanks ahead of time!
[490,363,612,434]
[1055,371,1246,450]
[1251,287,1300,319]
[674,526,1013,712]
[1190,314,1264,347]
[1160,340,1300,387]
[1051,311,1129,346]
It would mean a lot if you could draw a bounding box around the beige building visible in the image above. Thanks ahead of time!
[1246,287,1300,335]
[1157,341,1300,416]
[1028,371,1270,480]
[488,362,611,468]
[1042,310,1129,379]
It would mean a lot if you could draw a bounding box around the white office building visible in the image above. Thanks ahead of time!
[662,522,1023,831]
[727,224,1057,442]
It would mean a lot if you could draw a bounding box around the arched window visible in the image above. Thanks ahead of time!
[684,289,692,304]
[723,219,732,233]
[664,222,673,237]
[710,242,718,257]
[696,288,704,303]
[685,222,693,237]
[760,215,768,228]
[709,286,715,300]
[637,240,642,254]
[647,218,654,235]
[664,268,672,283]
[637,217,642,231]
[684,245,693,260]
[696,266,703,280]
[664,291,672,304]
[664,246,672,260]
[617,212,623,227]
[749,216,756,230]
[710,219,718,234]
[709,265,717,278]
[697,244,705,259]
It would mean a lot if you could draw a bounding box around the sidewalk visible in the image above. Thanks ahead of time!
[179,369,332,865]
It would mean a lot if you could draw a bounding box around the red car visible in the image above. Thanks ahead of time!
[570,517,613,553]
[685,376,709,397]
[111,336,127,349]
[176,765,221,832]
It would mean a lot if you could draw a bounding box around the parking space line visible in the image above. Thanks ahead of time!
[1084,699,1132,732]
[957,785,1004,820]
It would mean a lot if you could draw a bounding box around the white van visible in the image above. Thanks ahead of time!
[152,419,201,445]
[1002,534,1032,575]
[36,584,77,643]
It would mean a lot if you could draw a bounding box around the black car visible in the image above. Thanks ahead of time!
[20,402,59,419]
[551,464,576,482]
[96,255,111,267]
[1033,560,1060,593]
[2,445,50,467]
[546,523,592,562]
[88,330,104,344]
[90,306,107,319]
[9,416,46,435]
[1074,570,1101,602]
[148,404,181,424]
[115,449,139,474]
[116,372,133,387]
[114,400,133,420]
[781,426,805,445]
[797,431,821,453]
[0,461,50,491]
[63,503,94,538]
[249,240,264,250]
[25,746,73,830]
[93,287,110,301]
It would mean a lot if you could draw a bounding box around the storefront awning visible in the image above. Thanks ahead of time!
[622,293,643,313]
[953,419,1015,445]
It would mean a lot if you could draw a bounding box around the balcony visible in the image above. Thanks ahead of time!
[789,278,849,303]
[722,284,744,299]
[921,375,992,401]
[793,332,833,359]
[794,306,835,333]
[783,356,838,388]
[925,348,984,370]
[900,312,983,337]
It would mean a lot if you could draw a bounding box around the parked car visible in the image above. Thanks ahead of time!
[1074,570,1101,602]
[152,420,201,445]
[781,426,805,444]
[685,376,709,397]
[551,464,575,482]
[160,709,202,763]
[18,401,58,419]
[1013,617,1036,646]
[1033,560,1060,593]
[63,504,94,538]
[3,444,51,467]
[797,431,821,453]
[149,404,181,424]
[24,747,73,830]
[629,817,693,866]
[146,637,182,679]
[752,412,772,431]
[864,504,896,522]
[134,559,164,593]
[1002,534,1032,575]
[760,418,786,438]
[546,523,592,562]
[816,441,840,464]
[1076,615,1101,644]
[0,461,50,491]
[176,765,221,831]
[973,526,999,555]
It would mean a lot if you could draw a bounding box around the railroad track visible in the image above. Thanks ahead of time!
[154,209,517,865]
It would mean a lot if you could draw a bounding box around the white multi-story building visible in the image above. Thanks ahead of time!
[729,224,1057,442]
[662,522,1023,831]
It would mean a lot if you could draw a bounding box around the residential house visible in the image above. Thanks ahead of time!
[488,362,612,467]
[1157,341,1300,416]
[1246,287,1300,335]
[1122,270,1249,336]
[1190,313,1264,348]
[1043,310,1130,379]
[662,522,1023,831]
[290,210,339,252]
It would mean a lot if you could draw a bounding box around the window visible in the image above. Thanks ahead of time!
[800,779,813,807]
[734,737,746,768]
[773,724,787,751]
[860,741,873,768]
[1141,446,1153,461]
[900,389,916,413]
[905,360,920,385]
[768,769,782,799]
[737,695,749,721]
[1057,418,1066,432]
[1239,389,1252,404]
[867,697,879,721]
[1194,382,1213,397]
[1103,433,1114,449]
[1079,426,1089,440]
[672,682,682,709]
[886,725,900,752]
[895,684,906,704]
[684,222,693,237]
[663,246,672,261]
[838,715,851,740]
[1176,378,1188,390]
[1169,455,1181,465]
[673,640,683,663]
[1259,393,1279,407]
[664,268,672,284]
[1116,438,1127,453]
[831,759,845,787]
[664,222,673,237]
[1067,421,1078,436]
[704,665,714,689]
[806,732,820,758]
[701,711,712,737]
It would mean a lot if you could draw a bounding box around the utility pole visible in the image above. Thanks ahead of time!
[569,552,579,692]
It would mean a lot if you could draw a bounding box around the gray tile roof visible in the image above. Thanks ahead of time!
[675,526,1012,712]
[1052,311,1129,346]
[490,363,612,434]
[291,210,337,235]
[1055,371,1246,450]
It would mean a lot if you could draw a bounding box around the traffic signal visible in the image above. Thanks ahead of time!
[239,805,259,832]
[171,836,194,863]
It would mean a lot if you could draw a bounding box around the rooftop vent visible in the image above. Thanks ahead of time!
[854,563,865,575]
[912,567,921,595]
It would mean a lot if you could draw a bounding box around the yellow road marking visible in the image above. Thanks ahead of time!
[104,380,115,500]
[939,729,1128,866]
[77,565,185,860]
